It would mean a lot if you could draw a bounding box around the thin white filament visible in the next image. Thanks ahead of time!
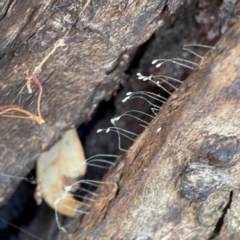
[182,44,214,59]
[68,179,105,191]
[152,58,198,69]
[155,77,178,91]
[126,92,167,104]
[151,107,160,116]
[54,179,106,232]
[136,74,172,95]
[76,154,117,171]
[154,75,183,84]
[11,82,28,105]
[182,46,203,59]
[109,120,133,152]
[127,91,168,101]
[54,192,67,233]
[71,194,96,202]
[105,128,136,141]
[84,159,115,169]
[107,127,138,137]
[183,43,215,48]
[113,110,153,126]
[98,127,136,138]
[122,96,162,110]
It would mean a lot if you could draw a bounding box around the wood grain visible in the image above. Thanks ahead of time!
[58,20,240,240]
[0,0,165,204]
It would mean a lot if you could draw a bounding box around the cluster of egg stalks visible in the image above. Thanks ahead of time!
[36,44,212,232]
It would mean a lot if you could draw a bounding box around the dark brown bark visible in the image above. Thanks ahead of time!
[57,20,240,239]
[0,0,240,239]
[0,0,165,203]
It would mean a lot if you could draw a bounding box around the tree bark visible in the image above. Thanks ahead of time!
[0,0,240,239]
[0,0,165,203]
[57,20,240,240]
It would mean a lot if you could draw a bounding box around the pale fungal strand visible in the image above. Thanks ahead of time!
[97,128,136,140]
[97,127,127,152]
[111,110,154,127]
[136,73,171,95]
[183,43,215,48]
[151,107,160,116]
[72,194,96,202]
[127,93,165,104]
[11,81,28,105]
[55,180,105,232]
[154,75,183,84]
[75,154,117,170]
[127,91,168,101]
[81,159,115,169]
[122,95,162,110]
[62,180,105,193]
[98,126,138,137]
[107,118,140,151]
[182,46,204,59]
[183,44,215,59]
[156,79,178,91]
[126,91,167,104]
[152,58,198,69]
[136,73,183,95]
[116,109,155,119]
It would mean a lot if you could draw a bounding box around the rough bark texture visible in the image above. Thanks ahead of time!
[0,0,240,239]
[57,21,240,239]
[0,0,165,203]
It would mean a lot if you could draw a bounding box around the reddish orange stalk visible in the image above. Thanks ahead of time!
[22,64,43,120]
[0,64,45,124]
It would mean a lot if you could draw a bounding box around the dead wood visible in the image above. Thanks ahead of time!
[57,20,240,240]
[0,0,166,203]
[0,0,239,238]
